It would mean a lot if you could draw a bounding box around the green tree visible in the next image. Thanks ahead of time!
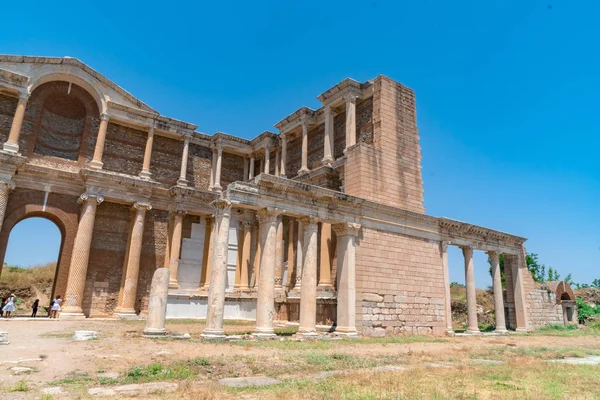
[487,252,563,285]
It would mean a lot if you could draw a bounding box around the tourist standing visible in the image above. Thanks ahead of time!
[50,295,62,319]
[0,298,5,317]
[31,299,39,318]
[2,294,16,318]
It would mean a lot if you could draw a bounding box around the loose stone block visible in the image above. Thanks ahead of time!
[143,268,170,337]
[0,332,8,345]
[73,331,97,341]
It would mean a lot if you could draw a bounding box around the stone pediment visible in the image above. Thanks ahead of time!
[0,55,156,114]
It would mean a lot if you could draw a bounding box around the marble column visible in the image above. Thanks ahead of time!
[143,268,170,337]
[462,246,480,334]
[298,120,309,174]
[202,200,232,338]
[116,202,151,317]
[344,95,357,151]
[252,223,262,286]
[322,105,334,165]
[3,92,29,154]
[286,218,296,289]
[214,142,223,191]
[139,126,154,180]
[209,148,217,189]
[488,251,507,333]
[318,223,333,288]
[333,222,360,335]
[61,193,104,319]
[280,133,287,178]
[254,208,280,336]
[249,155,255,180]
[294,221,304,291]
[89,114,110,169]
[168,210,185,289]
[163,214,173,269]
[200,216,214,289]
[275,150,280,177]
[0,180,16,235]
[509,250,529,332]
[264,146,271,174]
[441,241,453,334]
[177,135,190,186]
[243,157,249,181]
[298,217,319,336]
[274,215,284,290]
[237,217,253,291]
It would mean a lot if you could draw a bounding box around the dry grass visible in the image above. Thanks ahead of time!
[0,262,56,312]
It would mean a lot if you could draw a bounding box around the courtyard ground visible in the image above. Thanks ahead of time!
[0,319,599,399]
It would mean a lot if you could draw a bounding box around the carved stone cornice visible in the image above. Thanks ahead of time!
[0,68,29,87]
[332,222,361,236]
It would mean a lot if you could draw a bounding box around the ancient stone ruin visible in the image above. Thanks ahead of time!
[0,55,570,336]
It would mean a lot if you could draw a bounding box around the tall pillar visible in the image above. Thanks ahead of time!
[274,215,284,290]
[116,202,151,317]
[275,149,280,177]
[333,222,360,335]
[139,126,154,180]
[264,146,271,174]
[213,142,223,191]
[511,249,529,332]
[488,251,507,333]
[209,148,217,189]
[318,223,333,288]
[294,221,304,291]
[61,193,104,319]
[243,156,249,181]
[280,133,287,178]
[202,200,232,338]
[163,214,173,269]
[89,114,110,169]
[286,218,296,289]
[237,216,253,291]
[0,180,16,235]
[254,208,280,336]
[249,155,255,180]
[168,210,185,289]
[177,135,190,186]
[441,241,453,334]
[298,120,309,174]
[322,105,334,165]
[462,246,480,334]
[252,223,262,286]
[298,217,319,335]
[3,93,29,154]
[201,217,216,290]
[344,95,357,151]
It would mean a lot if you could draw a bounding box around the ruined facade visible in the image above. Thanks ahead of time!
[0,56,567,336]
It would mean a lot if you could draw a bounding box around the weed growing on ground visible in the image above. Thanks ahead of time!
[10,380,29,392]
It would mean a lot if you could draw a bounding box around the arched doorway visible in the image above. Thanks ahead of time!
[0,217,62,316]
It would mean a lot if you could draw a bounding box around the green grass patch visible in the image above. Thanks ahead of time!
[10,380,30,392]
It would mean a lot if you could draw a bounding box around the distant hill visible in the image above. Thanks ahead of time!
[0,262,56,315]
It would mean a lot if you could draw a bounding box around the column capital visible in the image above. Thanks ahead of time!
[78,193,104,205]
[440,240,450,253]
[461,245,474,257]
[182,132,192,142]
[241,218,255,229]
[257,207,282,224]
[299,216,320,231]
[170,208,187,217]
[211,199,231,216]
[279,131,287,140]
[323,104,333,115]
[18,92,30,100]
[332,222,361,236]
[133,202,152,211]
[486,250,499,257]
[205,214,214,226]
[0,179,16,191]
[100,113,110,122]
[147,125,155,134]
[343,93,358,103]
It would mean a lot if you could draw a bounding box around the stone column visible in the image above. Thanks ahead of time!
[249,155,255,180]
[488,251,507,333]
[61,193,104,319]
[139,126,154,180]
[294,221,304,291]
[213,142,223,191]
[462,246,480,334]
[298,217,319,336]
[298,120,309,174]
[322,105,334,165]
[116,202,151,317]
[237,216,253,291]
[89,114,110,169]
[344,95,357,151]
[3,93,29,154]
[168,210,185,289]
[143,268,170,337]
[252,223,262,286]
[200,216,214,289]
[333,222,360,335]
[286,218,296,289]
[274,215,284,290]
[203,200,232,338]
[243,157,249,181]
[163,214,173,269]
[0,180,16,235]
[441,241,453,334]
[264,146,271,174]
[318,223,333,288]
[275,149,280,177]
[209,148,217,189]
[259,158,264,176]
[253,208,281,336]
[510,250,529,332]
[177,134,190,186]
[280,133,287,178]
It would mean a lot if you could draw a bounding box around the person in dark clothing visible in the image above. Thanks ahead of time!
[0,298,5,317]
[31,299,39,318]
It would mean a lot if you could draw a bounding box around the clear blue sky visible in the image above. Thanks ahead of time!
[1,0,599,288]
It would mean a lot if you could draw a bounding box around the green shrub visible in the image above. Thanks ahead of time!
[576,298,600,324]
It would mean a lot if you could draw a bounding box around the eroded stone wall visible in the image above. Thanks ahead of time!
[188,143,212,189]
[527,288,565,329]
[102,123,146,176]
[151,135,182,186]
[356,228,446,335]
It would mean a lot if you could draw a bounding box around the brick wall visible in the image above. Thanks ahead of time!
[151,135,182,186]
[102,123,146,176]
[187,143,212,189]
[356,228,446,335]
[0,94,17,145]
[221,152,245,186]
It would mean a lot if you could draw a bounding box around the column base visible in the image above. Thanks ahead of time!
[143,328,166,337]
[299,331,319,338]
[253,331,276,338]
[279,174,287,179]
[515,327,529,333]
[176,178,188,187]
[59,312,86,320]
[201,330,226,340]
[139,170,152,180]
[494,329,509,335]
[317,283,333,289]
[88,160,103,169]
[114,310,140,320]
[334,329,359,337]
[321,156,334,167]
[2,142,19,154]
[465,329,481,335]
[297,168,310,175]
[212,184,222,192]
[169,281,179,289]
[446,329,455,336]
